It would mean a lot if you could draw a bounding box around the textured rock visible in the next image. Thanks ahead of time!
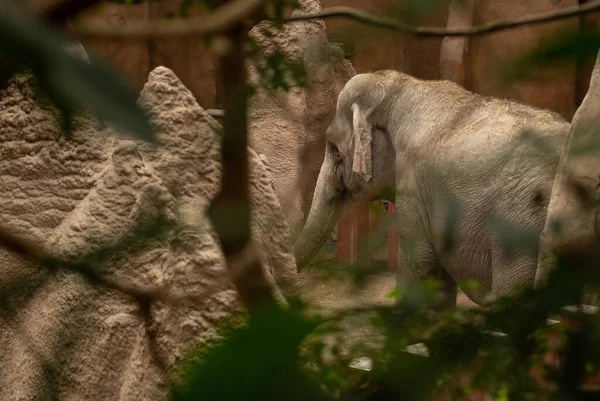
[248,0,356,240]
[537,49,600,293]
[0,64,296,400]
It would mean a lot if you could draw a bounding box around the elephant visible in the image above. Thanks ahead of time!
[293,69,571,307]
[536,49,600,295]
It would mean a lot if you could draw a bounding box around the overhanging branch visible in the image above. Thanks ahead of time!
[70,0,600,39]
[284,3,599,37]
[28,0,103,25]
[72,0,267,39]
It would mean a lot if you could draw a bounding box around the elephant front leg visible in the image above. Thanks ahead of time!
[396,240,458,313]
[394,175,457,313]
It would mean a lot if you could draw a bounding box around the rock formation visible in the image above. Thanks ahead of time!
[247,0,357,240]
[0,63,296,400]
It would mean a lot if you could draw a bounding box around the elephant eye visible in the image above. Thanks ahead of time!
[373,123,385,132]
[328,141,340,157]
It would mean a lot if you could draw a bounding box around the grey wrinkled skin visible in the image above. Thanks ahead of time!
[294,70,570,307]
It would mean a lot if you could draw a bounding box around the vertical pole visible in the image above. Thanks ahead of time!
[439,0,475,87]
[355,200,370,262]
[337,201,370,264]
[388,202,398,272]
[145,0,157,72]
[337,203,356,264]
[208,0,275,312]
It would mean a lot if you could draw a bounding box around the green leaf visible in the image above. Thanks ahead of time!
[170,305,332,401]
[0,5,155,143]
[179,0,195,17]
[494,384,509,401]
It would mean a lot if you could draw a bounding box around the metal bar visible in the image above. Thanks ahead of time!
[206,108,225,118]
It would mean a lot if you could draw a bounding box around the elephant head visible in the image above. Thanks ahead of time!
[293,72,398,269]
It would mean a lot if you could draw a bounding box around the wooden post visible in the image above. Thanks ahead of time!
[356,201,370,259]
[439,0,475,87]
[388,202,398,272]
[336,205,353,264]
[337,201,370,264]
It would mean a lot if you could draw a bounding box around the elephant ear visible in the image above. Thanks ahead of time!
[351,102,372,182]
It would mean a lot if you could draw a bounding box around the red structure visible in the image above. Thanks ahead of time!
[387,202,398,272]
[336,201,370,264]
[336,200,398,271]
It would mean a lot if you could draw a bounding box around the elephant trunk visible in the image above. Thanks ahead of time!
[293,156,343,270]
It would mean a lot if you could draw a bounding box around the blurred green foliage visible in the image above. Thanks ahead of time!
[2,1,600,401]
[170,244,600,401]
[505,26,600,84]
[0,4,155,142]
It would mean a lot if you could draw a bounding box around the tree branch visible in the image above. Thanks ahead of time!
[70,0,600,39]
[28,0,103,26]
[71,0,267,39]
[0,0,104,91]
[283,3,599,37]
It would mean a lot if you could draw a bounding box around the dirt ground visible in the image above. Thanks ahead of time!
[297,268,478,311]
[295,267,480,366]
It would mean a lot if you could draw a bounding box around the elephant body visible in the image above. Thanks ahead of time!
[294,70,570,306]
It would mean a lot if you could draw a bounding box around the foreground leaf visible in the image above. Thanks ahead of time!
[0,5,155,142]
[171,304,332,401]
